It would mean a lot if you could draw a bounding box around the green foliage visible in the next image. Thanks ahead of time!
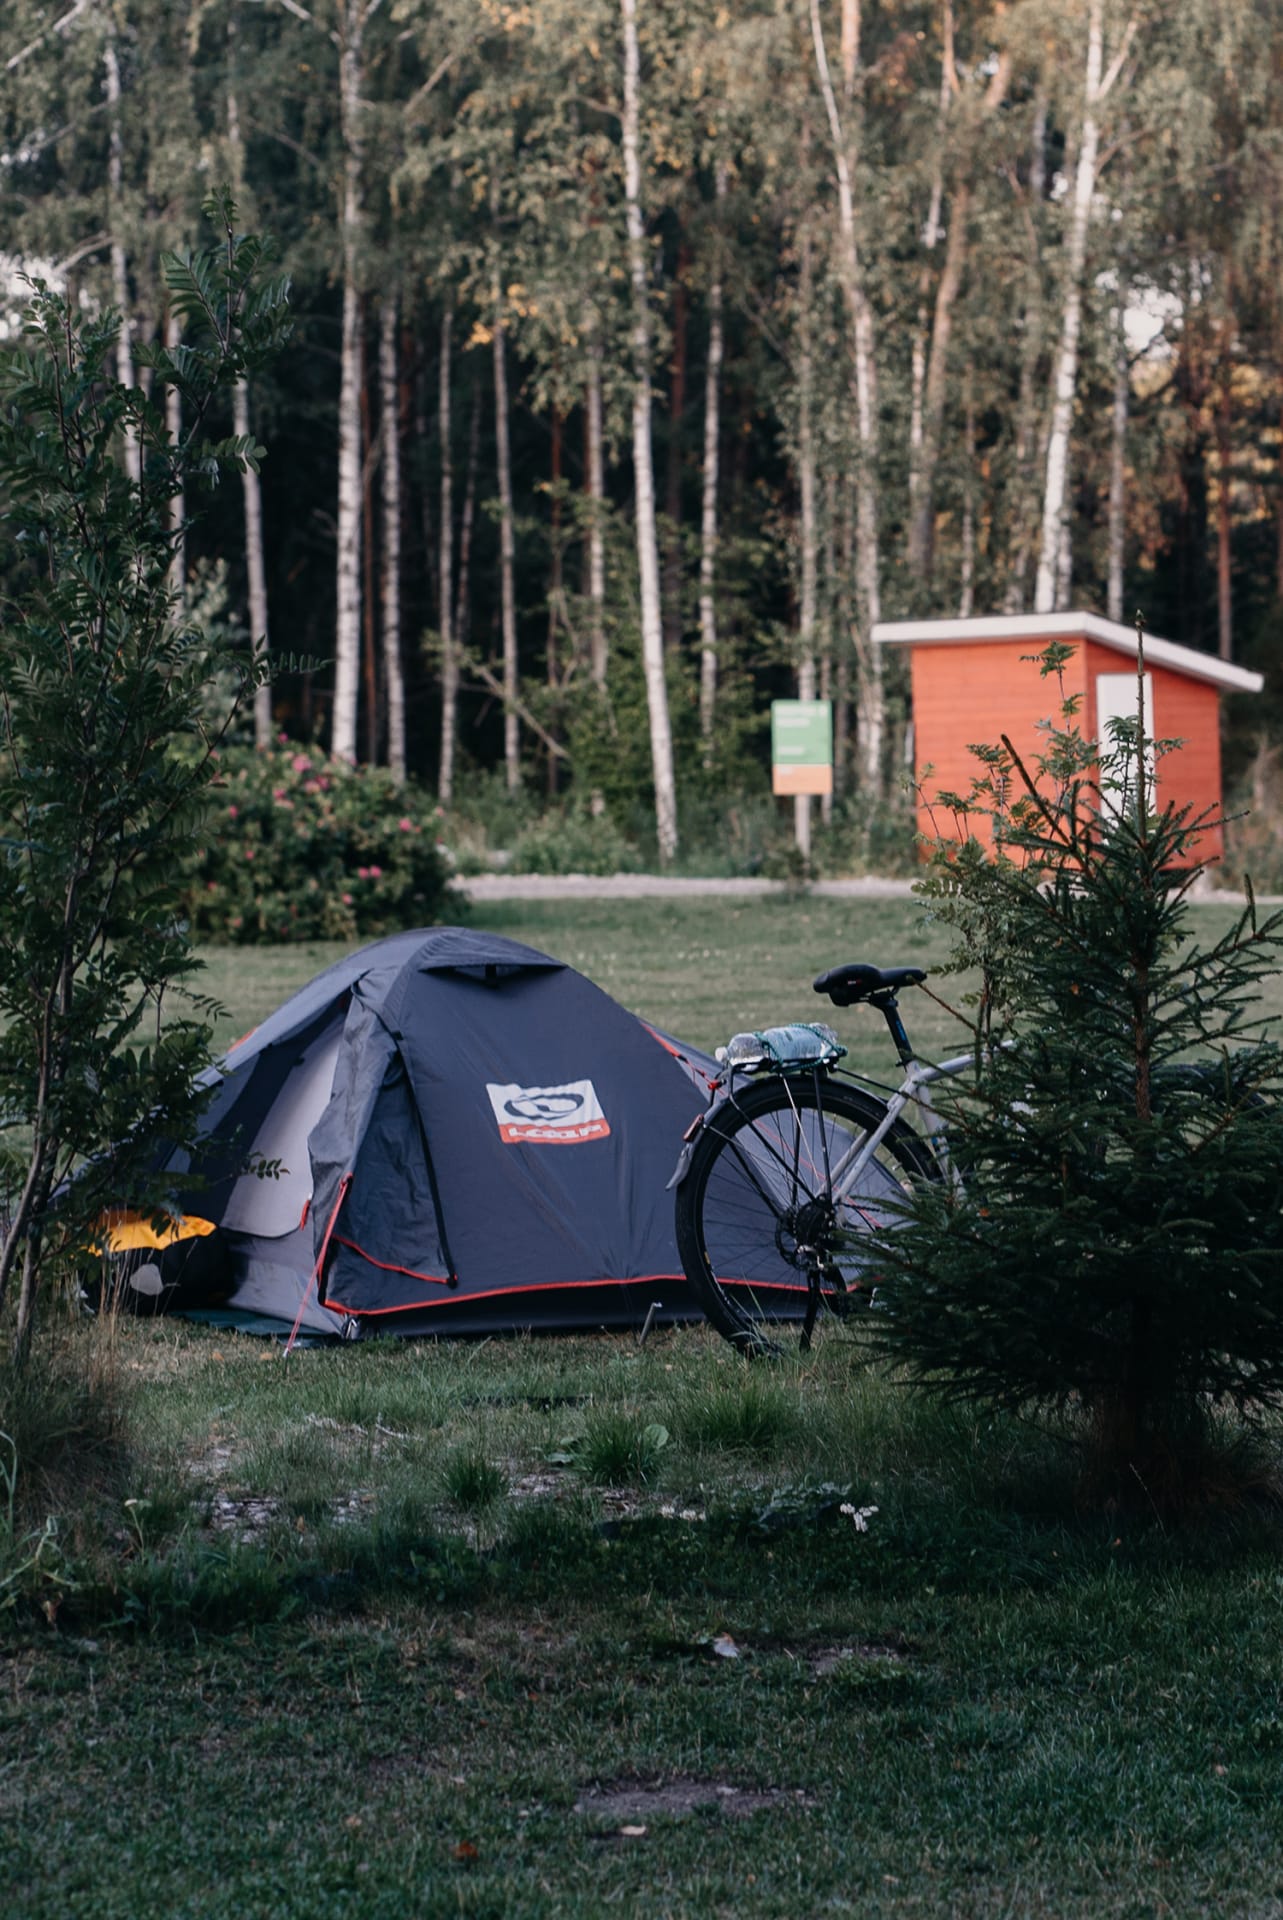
[869,645,1283,1507]
[441,1448,507,1514]
[674,1375,799,1456]
[505,803,643,877]
[1223,739,1283,895]
[0,1321,130,1530]
[185,744,460,943]
[0,190,291,1356]
[574,1410,671,1486]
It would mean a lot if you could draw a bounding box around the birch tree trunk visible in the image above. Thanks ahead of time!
[226,10,272,746]
[795,220,818,863]
[1054,504,1073,611]
[908,13,953,570]
[698,163,727,746]
[493,287,520,790]
[1107,311,1129,623]
[585,331,608,690]
[841,0,858,95]
[380,294,406,783]
[331,1,367,761]
[1003,88,1048,613]
[810,0,883,793]
[911,182,970,579]
[621,0,678,863]
[1034,1,1135,612]
[663,248,689,653]
[1216,367,1233,661]
[360,315,378,767]
[234,374,273,745]
[104,34,140,484]
[437,307,458,805]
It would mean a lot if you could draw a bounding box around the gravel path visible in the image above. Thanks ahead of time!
[459,869,1255,905]
[460,872,918,902]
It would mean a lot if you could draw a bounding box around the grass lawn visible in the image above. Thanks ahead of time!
[198,892,977,1071]
[5,891,1283,1919]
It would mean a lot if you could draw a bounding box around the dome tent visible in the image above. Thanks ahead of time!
[131,927,718,1339]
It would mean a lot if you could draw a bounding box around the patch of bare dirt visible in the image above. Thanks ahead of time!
[574,1777,812,1821]
[303,1413,412,1450]
[806,1641,910,1677]
[205,1492,284,1543]
[508,1468,563,1500]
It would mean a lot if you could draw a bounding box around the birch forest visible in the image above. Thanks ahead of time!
[4,0,1282,863]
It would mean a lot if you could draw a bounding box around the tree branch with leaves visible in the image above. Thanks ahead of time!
[0,188,291,1362]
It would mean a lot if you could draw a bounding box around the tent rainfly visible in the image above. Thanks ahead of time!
[111,928,718,1338]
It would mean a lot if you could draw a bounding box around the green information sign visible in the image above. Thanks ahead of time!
[771,699,833,795]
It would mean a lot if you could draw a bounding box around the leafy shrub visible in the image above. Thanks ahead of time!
[438,766,543,874]
[508,804,643,876]
[186,744,461,942]
[0,202,291,1357]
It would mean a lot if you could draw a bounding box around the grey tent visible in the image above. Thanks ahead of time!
[127,928,717,1337]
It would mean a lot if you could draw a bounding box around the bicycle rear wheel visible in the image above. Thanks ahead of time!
[675,1075,936,1357]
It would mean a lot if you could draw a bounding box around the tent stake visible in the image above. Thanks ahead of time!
[638,1300,663,1347]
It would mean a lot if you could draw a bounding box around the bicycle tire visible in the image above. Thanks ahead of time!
[675,1075,938,1357]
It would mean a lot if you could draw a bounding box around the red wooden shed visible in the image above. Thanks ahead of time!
[873,611,1263,866]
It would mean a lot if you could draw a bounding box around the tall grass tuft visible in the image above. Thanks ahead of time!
[675,1375,800,1456]
[441,1448,507,1514]
[577,1410,670,1485]
[0,1310,134,1622]
[0,1314,131,1530]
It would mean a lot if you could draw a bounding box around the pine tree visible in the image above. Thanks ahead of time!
[869,633,1283,1508]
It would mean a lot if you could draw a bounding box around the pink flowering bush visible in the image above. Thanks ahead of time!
[185,745,458,942]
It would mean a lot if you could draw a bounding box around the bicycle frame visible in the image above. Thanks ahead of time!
[825,1049,976,1198]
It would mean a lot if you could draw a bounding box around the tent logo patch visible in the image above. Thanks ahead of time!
[486,1079,610,1145]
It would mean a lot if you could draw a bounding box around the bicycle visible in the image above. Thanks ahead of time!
[671,961,975,1357]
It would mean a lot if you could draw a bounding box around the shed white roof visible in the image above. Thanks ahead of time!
[872,611,1263,695]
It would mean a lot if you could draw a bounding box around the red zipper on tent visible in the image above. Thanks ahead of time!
[283,1172,352,1356]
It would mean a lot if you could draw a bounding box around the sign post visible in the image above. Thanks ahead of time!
[771,699,833,863]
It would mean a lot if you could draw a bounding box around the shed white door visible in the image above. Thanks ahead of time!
[1095,671,1154,816]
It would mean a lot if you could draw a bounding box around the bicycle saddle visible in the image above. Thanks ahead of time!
[813,962,926,1006]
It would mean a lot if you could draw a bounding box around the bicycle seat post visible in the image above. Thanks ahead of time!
[874,991,916,1068]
